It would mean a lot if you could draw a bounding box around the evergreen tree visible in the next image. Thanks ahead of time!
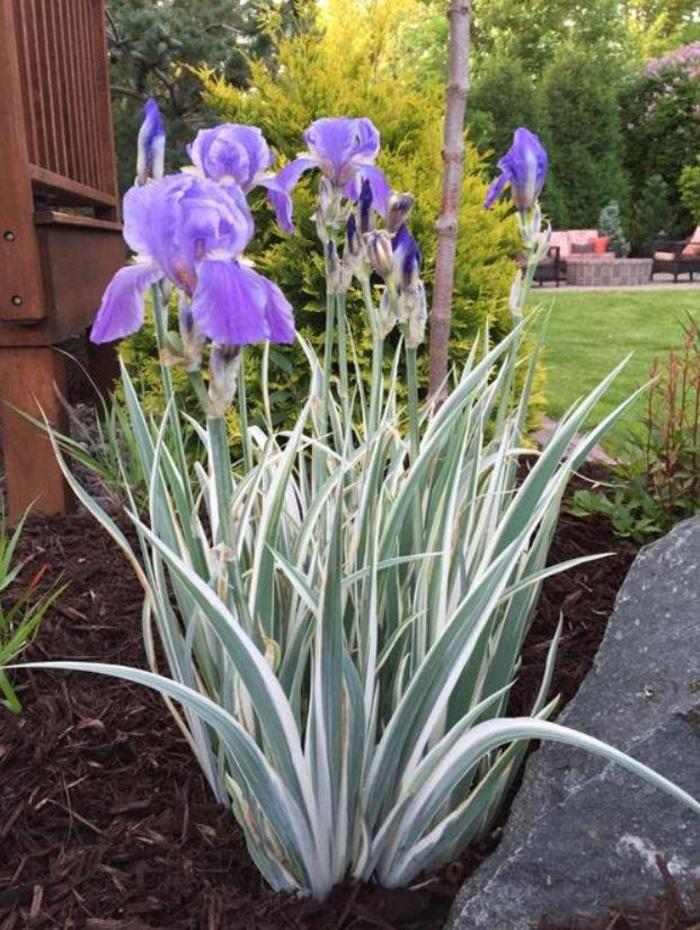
[106,0,304,191]
[541,44,629,228]
[631,174,678,253]
[598,201,631,256]
[469,55,545,156]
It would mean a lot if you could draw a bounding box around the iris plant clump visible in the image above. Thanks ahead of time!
[20,105,699,899]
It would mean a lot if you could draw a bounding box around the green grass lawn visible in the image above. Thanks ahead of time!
[531,287,700,451]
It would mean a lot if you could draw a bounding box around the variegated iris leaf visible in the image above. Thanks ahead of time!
[16,320,699,901]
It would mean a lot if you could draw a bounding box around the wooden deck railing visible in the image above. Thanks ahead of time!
[0,0,123,521]
[11,0,118,209]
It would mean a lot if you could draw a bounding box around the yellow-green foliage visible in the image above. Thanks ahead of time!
[201,0,517,332]
[123,0,543,434]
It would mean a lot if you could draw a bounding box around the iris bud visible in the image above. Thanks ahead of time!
[484,127,548,215]
[326,240,340,274]
[178,296,206,371]
[392,225,421,292]
[379,288,398,337]
[400,240,421,292]
[136,98,165,186]
[318,176,334,216]
[326,241,348,295]
[405,280,427,349]
[359,178,374,234]
[344,213,369,282]
[209,344,241,416]
[315,176,346,242]
[315,178,334,242]
[365,230,394,278]
[386,192,415,234]
[346,214,362,259]
[179,297,206,372]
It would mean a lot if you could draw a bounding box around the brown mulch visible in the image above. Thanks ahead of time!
[0,473,679,930]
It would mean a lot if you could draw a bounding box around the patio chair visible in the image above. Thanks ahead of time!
[531,230,613,287]
[651,231,700,282]
[533,245,565,287]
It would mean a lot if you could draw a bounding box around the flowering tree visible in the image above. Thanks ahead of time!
[621,42,700,232]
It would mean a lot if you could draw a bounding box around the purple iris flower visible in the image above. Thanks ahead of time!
[484,128,548,211]
[136,98,165,186]
[274,117,391,229]
[90,174,294,346]
[188,123,294,233]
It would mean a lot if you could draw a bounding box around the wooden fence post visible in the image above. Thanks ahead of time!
[0,348,70,521]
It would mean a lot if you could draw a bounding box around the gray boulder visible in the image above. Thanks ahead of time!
[447,516,700,930]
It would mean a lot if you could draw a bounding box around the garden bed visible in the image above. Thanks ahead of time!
[2,481,689,930]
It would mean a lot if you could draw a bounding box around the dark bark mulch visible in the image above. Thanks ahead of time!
[0,481,671,930]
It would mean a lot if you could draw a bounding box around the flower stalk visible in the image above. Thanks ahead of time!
[322,271,337,437]
[361,277,384,436]
[206,408,254,639]
[336,290,350,422]
[405,345,420,465]
[237,348,252,473]
[151,284,193,507]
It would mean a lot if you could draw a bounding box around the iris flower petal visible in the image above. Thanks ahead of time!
[304,119,358,182]
[257,175,296,234]
[483,171,510,210]
[188,124,273,190]
[122,180,177,263]
[269,157,318,232]
[276,157,318,193]
[303,117,381,183]
[192,260,268,344]
[192,260,294,346]
[345,165,391,219]
[353,118,381,160]
[178,180,255,269]
[258,275,296,344]
[122,175,255,287]
[90,263,162,344]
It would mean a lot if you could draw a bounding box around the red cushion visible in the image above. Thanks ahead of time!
[590,236,611,254]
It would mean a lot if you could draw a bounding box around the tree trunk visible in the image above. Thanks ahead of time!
[428,0,471,397]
